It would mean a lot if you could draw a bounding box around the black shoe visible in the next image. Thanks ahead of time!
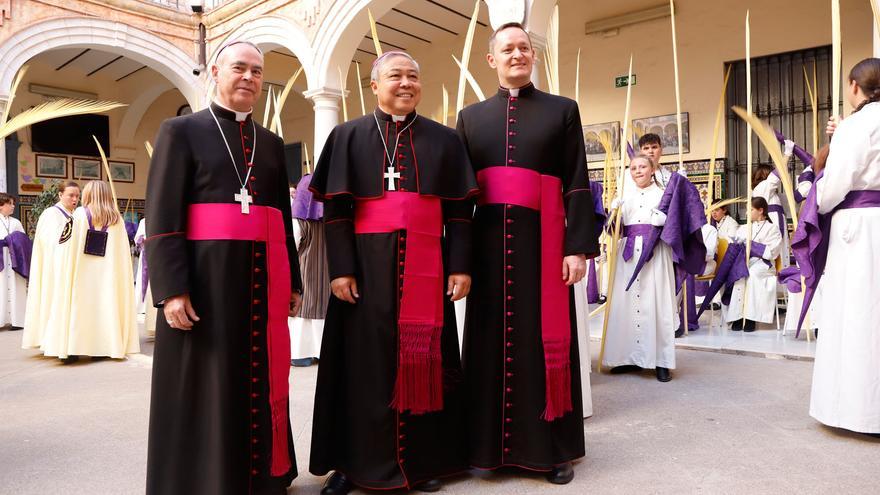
[321,472,352,495]
[291,357,317,367]
[546,462,574,485]
[415,479,442,492]
[8,326,22,331]
[730,319,743,331]
[813,328,819,339]
[674,328,685,338]
[742,320,757,332]
[656,367,672,382]
[597,295,607,304]
[711,303,721,311]
[610,365,640,374]
[60,355,80,364]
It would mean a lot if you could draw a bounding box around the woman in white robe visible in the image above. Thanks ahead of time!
[0,194,27,328]
[810,58,880,435]
[602,154,677,382]
[34,181,139,361]
[723,197,782,332]
[22,182,80,350]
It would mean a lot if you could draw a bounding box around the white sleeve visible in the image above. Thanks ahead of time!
[11,218,25,234]
[700,224,718,259]
[797,181,812,198]
[818,119,869,213]
[761,225,783,261]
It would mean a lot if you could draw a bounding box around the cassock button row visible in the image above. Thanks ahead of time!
[506,327,513,332]
[508,159,515,164]
[245,148,252,153]
[506,373,513,378]
[252,438,259,444]
[506,219,514,224]
[251,408,258,414]
[255,253,262,258]
[254,284,261,289]
[507,280,513,285]
[504,448,511,454]
[252,346,260,352]
[507,249,513,254]
[251,469,258,476]
[252,423,258,429]
[505,433,512,438]
[505,418,513,423]
[508,131,517,136]
[506,342,513,348]
[506,402,512,408]
[252,331,259,337]
[506,234,513,239]
[507,296,514,300]
[253,299,261,305]
[506,265,513,270]
[253,315,260,321]
[252,377,259,383]
[506,357,514,363]
[250,176,256,182]
[254,267,262,273]
[252,362,259,368]
[506,311,513,316]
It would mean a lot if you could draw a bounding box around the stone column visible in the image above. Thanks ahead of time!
[303,87,343,163]
[0,98,8,193]
[874,18,880,57]
[529,33,547,89]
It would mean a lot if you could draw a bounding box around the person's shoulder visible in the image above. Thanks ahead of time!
[460,97,495,118]
[418,116,458,138]
[534,89,577,108]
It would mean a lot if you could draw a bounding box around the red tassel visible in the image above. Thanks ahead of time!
[541,365,572,421]
[270,397,291,475]
[391,323,444,414]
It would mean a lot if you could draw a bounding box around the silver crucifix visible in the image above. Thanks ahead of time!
[234,187,253,214]
[384,166,401,191]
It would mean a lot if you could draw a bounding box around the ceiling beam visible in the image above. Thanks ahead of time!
[55,49,90,71]
[391,8,458,36]
[424,0,488,27]
[87,55,124,77]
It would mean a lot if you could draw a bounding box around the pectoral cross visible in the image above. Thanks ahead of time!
[384,166,401,191]
[235,187,253,214]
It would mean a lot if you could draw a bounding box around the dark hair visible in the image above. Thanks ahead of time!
[638,133,662,148]
[0,193,12,206]
[751,197,771,222]
[849,58,880,113]
[813,144,830,174]
[751,164,773,188]
[488,22,532,54]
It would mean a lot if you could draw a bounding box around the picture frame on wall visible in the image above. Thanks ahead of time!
[35,154,68,178]
[582,121,620,165]
[108,161,135,183]
[632,112,690,155]
[73,157,102,180]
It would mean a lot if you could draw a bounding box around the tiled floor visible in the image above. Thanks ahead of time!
[588,303,817,361]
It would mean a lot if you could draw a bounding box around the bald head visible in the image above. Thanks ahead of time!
[211,40,264,112]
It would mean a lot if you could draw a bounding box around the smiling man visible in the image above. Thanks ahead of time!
[456,23,599,485]
[145,40,302,495]
[308,51,478,495]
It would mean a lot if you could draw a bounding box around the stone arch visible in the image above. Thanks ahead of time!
[116,81,175,147]
[210,15,316,88]
[0,16,202,107]
[310,0,404,90]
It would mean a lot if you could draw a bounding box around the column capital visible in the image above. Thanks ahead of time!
[529,32,548,52]
[485,0,526,30]
[303,87,344,104]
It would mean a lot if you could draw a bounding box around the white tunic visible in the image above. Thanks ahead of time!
[573,278,593,418]
[602,184,677,369]
[714,215,739,241]
[810,101,880,433]
[753,174,790,267]
[0,215,27,327]
[723,221,782,324]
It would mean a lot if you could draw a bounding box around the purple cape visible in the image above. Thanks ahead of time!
[587,181,607,303]
[124,220,138,243]
[135,233,149,302]
[696,242,750,316]
[0,231,32,279]
[292,174,323,221]
[625,172,707,291]
[774,129,814,166]
[777,265,803,293]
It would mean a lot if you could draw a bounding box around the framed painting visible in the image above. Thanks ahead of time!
[632,112,690,155]
[73,157,102,180]
[35,154,68,178]
[583,121,620,165]
[108,161,135,183]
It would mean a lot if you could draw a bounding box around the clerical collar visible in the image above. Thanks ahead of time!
[211,101,253,122]
[498,82,535,99]
[374,108,416,124]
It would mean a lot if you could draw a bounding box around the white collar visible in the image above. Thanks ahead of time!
[508,88,520,97]
[392,114,406,122]
[213,100,253,122]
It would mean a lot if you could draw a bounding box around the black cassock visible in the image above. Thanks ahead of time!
[456,83,599,470]
[145,103,302,495]
[308,109,478,489]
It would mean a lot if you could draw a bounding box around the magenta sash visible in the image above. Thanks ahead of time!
[186,203,292,477]
[477,166,572,421]
[354,192,445,415]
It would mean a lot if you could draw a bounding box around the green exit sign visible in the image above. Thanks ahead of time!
[615,74,637,88]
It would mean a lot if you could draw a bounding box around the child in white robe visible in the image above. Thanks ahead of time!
[0,194,27,329]
[810,58,880,435]
[723,197,782,332]
[752,165,790,268]
[602,154,677,382]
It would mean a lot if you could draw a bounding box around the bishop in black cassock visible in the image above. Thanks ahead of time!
[308,52,478,494]
[145,42,302,495]
[457,24,599,484]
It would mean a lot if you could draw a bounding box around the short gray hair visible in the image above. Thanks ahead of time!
[370,51,420,82]
[488,22,532,54]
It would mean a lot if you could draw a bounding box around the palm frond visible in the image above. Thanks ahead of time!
[92,135,118,205]
[145,141,153,159]
[451,55,486,102]
[1,65,28,124]
[368,9,383,56]
[0,98,126,142]
[455,0,481,116]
